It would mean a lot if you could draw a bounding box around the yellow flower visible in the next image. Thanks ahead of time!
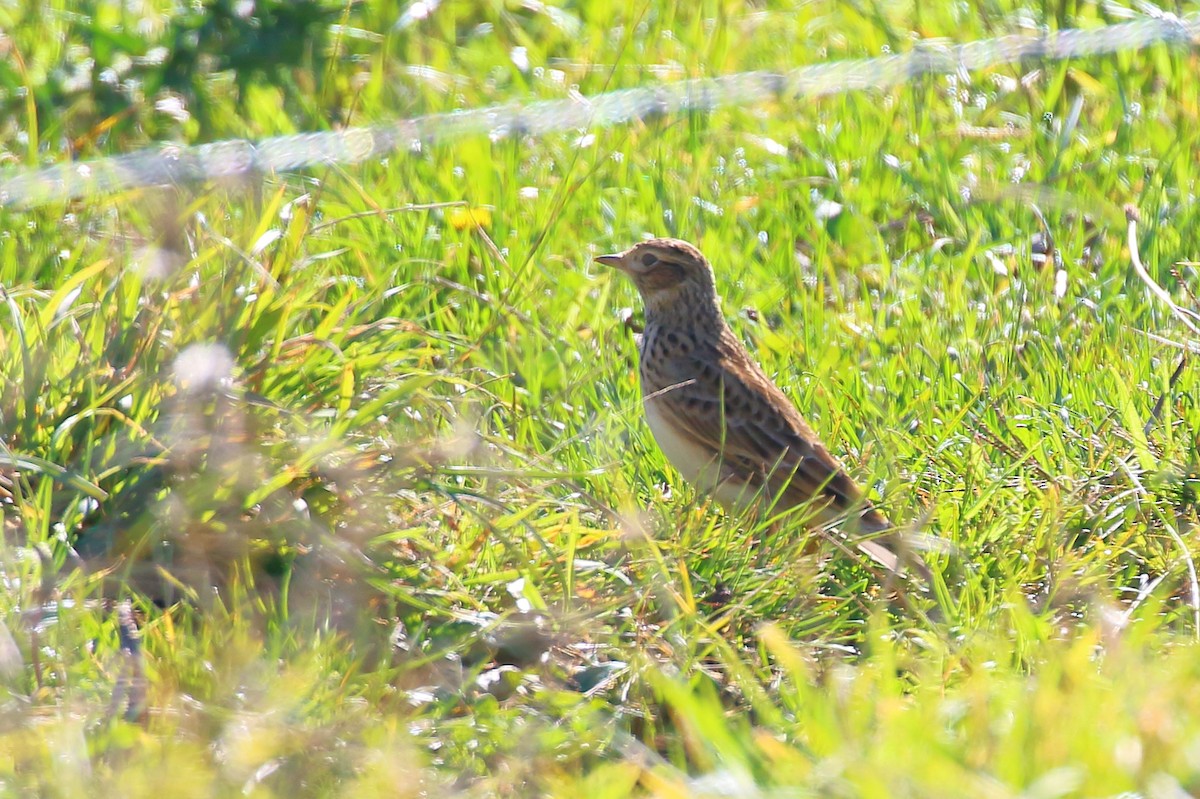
[448,207,492,230]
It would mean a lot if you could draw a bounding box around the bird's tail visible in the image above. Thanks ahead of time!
[854,511,936,587]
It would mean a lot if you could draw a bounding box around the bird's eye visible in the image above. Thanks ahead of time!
[640,252,659,267]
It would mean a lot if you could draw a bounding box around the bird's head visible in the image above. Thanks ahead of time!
[595,238,720,320]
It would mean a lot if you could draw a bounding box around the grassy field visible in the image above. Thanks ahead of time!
[3,0,1200,795]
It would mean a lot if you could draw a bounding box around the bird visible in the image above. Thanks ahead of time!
[595,237,930,583]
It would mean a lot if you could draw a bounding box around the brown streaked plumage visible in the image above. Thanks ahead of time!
[596,237,929,582]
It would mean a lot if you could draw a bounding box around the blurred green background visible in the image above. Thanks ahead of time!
[3,1,1200,795]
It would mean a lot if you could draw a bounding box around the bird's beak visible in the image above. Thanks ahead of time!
[594,252,627,271]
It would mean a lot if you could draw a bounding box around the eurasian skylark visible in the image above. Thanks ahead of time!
[597,237,929,582]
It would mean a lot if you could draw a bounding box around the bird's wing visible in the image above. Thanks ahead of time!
[651,330,908,575]
[655,332,870,516]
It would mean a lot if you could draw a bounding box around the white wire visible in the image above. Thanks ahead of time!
[1,11,1197,208]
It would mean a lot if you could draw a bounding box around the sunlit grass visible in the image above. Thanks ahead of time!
[3,0,1200,795]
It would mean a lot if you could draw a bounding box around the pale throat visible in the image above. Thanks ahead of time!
[638,281,724,329]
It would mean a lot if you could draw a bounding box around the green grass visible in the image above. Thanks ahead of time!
[4,0,1200,795]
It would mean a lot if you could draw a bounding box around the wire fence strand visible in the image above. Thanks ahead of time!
[2,11,1198,209]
